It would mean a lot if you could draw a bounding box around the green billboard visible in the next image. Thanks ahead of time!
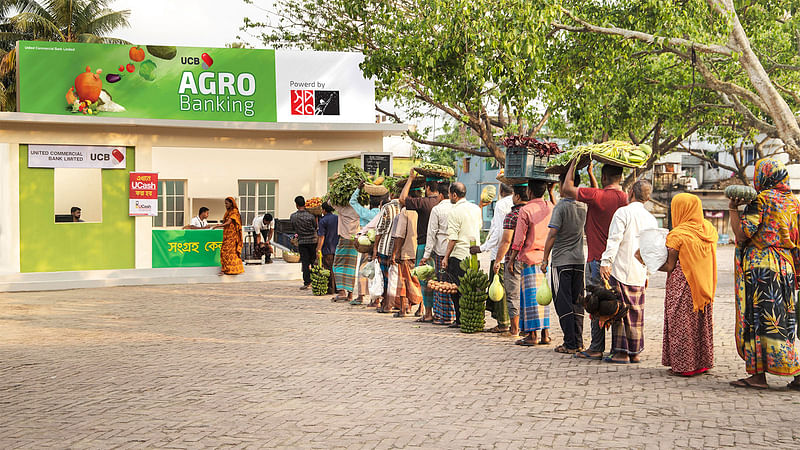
[152,229,223,268]
[17,41,277,122]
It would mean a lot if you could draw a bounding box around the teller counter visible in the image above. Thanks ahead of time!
[152,229,223,268]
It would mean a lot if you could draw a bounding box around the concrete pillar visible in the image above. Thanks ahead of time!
[0,143,20,273]
[135,138,153,269]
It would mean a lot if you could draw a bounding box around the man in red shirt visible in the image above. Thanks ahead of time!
[560,158,628,360]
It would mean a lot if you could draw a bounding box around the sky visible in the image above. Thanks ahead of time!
[110,0,271,48]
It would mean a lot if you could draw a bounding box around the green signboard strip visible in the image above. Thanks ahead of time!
[17,41,277,122]
[152,229,223,268]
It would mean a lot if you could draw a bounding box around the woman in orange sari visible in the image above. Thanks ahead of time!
[214,197,244,275]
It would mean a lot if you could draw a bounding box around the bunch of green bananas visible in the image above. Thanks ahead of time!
[458,254,490,333]
[546,141,652,168]
[311,260,331,296]
[418,162,455,177]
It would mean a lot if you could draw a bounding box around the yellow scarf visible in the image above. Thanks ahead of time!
[665,193,718,312]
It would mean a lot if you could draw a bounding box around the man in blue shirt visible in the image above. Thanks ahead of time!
[316,202,340,295]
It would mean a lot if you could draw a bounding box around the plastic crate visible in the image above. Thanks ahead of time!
[504,147,558,182]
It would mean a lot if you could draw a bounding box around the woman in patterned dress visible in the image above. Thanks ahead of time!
[645,193,716,376]
[729,158,800,389]
[215,197,244,275]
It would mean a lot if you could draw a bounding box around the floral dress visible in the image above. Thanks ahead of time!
[735,159,800,376]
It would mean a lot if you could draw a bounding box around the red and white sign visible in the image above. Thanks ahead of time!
[28,144,126,169]
[291,90,315,115]
[129,172,158,217]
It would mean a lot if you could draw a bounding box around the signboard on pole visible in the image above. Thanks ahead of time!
[17,41,375,123]
[129,172,158,216]
[362,153,392,177]
[28,144,126,169]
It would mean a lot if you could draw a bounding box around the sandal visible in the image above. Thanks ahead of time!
[515,338,537,347]
[393,312,406,318]
[574,351,603,361]
[485,325,510,334]
[537,337,552,345]
[415,317,432,323]
[730,378,768,390]
[787,380,800,391]
[349,299,363,305]
[554,345,578,354]
[603,356,630,364]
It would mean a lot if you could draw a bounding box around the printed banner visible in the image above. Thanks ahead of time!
[17,41,375,123]
[129,172,158,216]
[152,229,223,268]
[28,144,126,169]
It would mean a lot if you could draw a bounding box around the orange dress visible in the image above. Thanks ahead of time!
[221,197,244,275]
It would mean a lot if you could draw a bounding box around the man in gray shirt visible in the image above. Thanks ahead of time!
[541,171,588,354]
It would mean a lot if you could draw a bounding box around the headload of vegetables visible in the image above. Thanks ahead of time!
[548,140,652,169]
[325,163,369,207]
[501,135,563,157]
[481,185,497,203]
[415,162,455,178]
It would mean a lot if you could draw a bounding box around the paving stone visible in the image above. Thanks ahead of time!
[0,246,796,447]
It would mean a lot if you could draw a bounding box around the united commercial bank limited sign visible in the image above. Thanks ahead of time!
[16,41,375,123]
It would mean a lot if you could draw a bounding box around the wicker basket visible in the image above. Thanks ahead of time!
[354,239,374,254]
[414,166,455,179]
[363,183,389,196]
[283,252,301,263]
[307,205,324,216]
[495,173,529,186]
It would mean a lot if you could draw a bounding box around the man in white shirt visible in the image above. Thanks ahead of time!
[420,183,453,324]
[443,182,483,327]
[251,213,274,263]
[184,207,210,229]
[599,180,657,364]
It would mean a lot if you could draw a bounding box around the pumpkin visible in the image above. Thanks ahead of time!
[74,66,102,103]
[724,185,757,202]
[129,46,145,62]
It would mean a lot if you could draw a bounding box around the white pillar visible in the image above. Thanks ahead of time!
[0,143,20,273]
[135,140,153,269]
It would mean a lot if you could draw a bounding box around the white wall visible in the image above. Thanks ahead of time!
[152,147,328,221]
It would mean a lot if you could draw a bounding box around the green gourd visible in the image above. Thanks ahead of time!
[724,185,757,202]
[536,277,552,306]
[488,274,504,302]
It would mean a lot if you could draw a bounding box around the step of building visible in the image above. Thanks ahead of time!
[0,261,303,292]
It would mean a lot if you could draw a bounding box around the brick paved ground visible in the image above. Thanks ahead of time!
[1,245,799,449]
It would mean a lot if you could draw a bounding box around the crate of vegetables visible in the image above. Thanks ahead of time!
[502,136,561,182]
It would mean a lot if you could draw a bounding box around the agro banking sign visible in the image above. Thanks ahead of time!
[28,144,126,169]
[16,41,376,123]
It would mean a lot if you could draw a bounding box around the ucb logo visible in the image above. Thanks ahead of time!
[90,153,110,161]
[181,53,214,70]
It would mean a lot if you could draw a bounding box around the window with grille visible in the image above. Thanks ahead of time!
[152,180,185,227]
[238,180,277,225]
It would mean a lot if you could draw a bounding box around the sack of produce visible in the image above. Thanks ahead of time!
[368,261,384,300]
[639,228,669,273]
[480,185,497,204]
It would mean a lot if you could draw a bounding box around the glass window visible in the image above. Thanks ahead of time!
[238,180,277,225]
[153,180,186,227]
[54,168,103,223]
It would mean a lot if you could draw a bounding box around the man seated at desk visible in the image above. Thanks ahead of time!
[184,207,211,229]
[252,213,274,264]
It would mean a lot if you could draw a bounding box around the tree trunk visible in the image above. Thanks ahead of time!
[723,0,800,157]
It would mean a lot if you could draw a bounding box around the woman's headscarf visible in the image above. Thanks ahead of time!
[665,193,718,312]
[223,196,243,228]
[754,157,791,193]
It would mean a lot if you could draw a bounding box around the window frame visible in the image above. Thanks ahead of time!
[238,180,278,226]
[152,179,187,228]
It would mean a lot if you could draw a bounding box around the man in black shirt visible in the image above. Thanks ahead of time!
[290,196,318,290]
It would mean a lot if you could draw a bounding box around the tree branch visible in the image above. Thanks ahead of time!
[374,105,490,157]
[528,107,552,136]
[553,6,735,57]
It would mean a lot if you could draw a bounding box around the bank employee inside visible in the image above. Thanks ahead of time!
[184,207,211,229]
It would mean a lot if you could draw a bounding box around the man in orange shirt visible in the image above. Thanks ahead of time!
[509,180,554,346]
